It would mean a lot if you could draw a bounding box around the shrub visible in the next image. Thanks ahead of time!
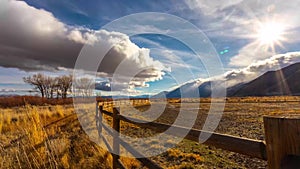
[0,96,73,108]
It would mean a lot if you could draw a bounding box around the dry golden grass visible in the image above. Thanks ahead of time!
[120,157,141,169]
[0,104,111,169]
[1,97,300,168]
[162,148,203,168]
[0,113,3,134]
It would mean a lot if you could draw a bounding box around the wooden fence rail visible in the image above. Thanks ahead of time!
[96,100,300,169]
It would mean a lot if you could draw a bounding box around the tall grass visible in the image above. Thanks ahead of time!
[0,113,3,134]
[24,105,46,145]
[0,105,63,168]
[0,104,113,169]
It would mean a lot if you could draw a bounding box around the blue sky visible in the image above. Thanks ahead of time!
[1,0,300,96]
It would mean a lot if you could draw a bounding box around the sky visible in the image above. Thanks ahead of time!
[1,0,300,96]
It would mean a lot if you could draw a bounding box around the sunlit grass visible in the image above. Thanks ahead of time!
[0,102,123,168]
[1,97,300,168]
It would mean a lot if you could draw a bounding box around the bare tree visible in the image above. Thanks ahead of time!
[24,74,73,99]
[23,74,47,98]
[74,77,95,97]
[57,75,73,99]
[46,76,59,99]
[44,77,51,98]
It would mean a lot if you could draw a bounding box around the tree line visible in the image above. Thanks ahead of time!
[23,74,72,99]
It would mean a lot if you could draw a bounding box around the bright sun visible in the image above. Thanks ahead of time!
[255,21,287,51]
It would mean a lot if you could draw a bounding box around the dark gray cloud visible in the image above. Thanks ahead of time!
[0,0,167,91]
[95,81,111,91]
[0,1,82,71]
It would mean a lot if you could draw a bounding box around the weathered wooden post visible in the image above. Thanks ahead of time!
[96,101,98,120]
[263,116,300,169]
[98,105,103,135]
[112,107,121,169]
[95,102,103,138]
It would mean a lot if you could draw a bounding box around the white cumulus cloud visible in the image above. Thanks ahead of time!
[225,52,300,87]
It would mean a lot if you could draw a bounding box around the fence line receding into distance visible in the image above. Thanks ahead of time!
[96,99,300,169]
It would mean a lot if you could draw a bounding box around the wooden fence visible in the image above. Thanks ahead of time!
[96,100,300,169]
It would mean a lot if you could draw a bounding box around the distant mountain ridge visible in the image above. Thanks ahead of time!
[153,81,214,98]
[228,62,300,96]
[153,62,300,98]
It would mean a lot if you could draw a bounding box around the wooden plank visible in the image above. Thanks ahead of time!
[119,115,267,160]
[101,123,125,169]
[102,122,162,169]
[117,159,126,169]
[264,115,300,169]
[101,134,113,153]
[188,129,267,160]
[101,109,113,117]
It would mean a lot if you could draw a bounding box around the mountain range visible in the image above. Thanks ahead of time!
[153,62,300,98]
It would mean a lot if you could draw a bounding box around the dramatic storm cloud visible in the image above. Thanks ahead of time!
[0,0,81,71]
[0,0,167,90]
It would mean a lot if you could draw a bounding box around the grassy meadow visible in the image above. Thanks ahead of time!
[1,96,300,168]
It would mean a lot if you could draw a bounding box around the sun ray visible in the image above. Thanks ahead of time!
[251,18,289,53]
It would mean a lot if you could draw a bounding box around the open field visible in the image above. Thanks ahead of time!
[1,96,300,168]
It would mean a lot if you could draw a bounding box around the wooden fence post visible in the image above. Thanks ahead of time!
[96,101,98,115]
[99,105,103,135]
[263,116,300,169]
[113,107,121,169]
[95,103,103,138]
